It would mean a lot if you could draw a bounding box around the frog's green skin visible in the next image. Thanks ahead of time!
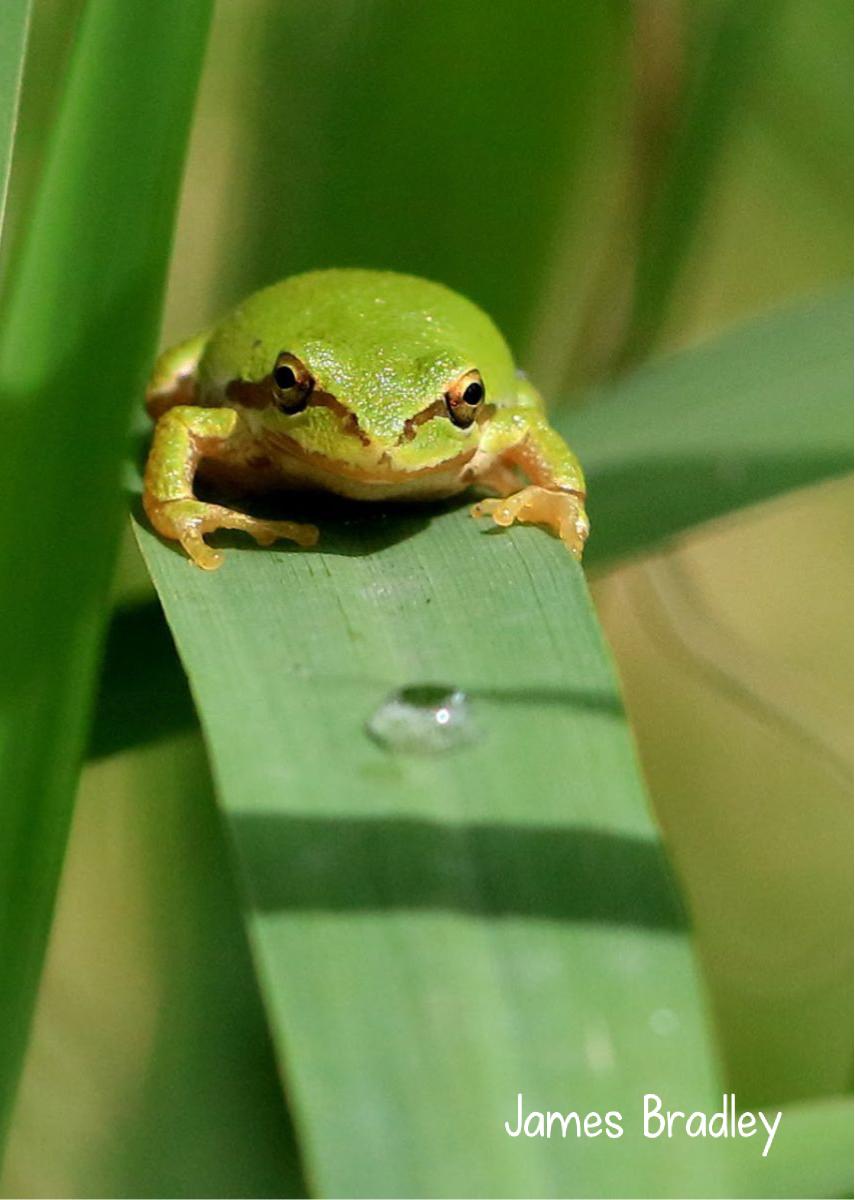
[144,269,588,569]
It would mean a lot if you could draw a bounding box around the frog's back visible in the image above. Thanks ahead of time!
[209,268,510,378]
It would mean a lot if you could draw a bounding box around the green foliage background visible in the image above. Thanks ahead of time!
[0,1,851,1197]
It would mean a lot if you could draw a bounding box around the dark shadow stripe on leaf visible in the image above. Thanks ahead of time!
[232,813,688,931]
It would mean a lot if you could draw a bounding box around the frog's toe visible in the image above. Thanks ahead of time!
[146,498,318,568]
[470,497,512,525]
[181,532,224,571]
[249,519,319,549]
[472,485,589,559]
[558,513,588,560]
[146,498,223,569]
[471,491,532,528]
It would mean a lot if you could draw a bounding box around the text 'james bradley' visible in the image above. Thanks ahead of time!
[504,1094,782,1157]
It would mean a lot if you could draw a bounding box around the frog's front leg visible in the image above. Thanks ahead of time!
[143,405,318,570]
[471,408,589,559]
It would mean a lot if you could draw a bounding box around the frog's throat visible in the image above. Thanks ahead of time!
[260,427,478,486]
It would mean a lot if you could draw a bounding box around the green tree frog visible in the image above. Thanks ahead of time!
[144,269,588,569]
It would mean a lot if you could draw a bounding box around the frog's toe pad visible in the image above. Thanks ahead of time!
[181,533,223,571]
[250,520,319,549]
[146,497,318,568]
[471,486,589,559]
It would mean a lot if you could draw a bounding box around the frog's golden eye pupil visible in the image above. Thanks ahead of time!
[463,380,484,406]
[274,363,297,390]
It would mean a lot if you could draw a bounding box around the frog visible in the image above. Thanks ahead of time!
[143,268,588,570]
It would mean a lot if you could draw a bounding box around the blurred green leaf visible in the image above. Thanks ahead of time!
[1,733,305,1199]
[756,0,852,206]
[616,0,779,367]
[0,0,211,1152]
[0,0,30,237]
[109,747,306,1199]
[734,1095,853,1199]
[568,288,853,565]
[87,600,197,761]
[220,0,629,352]
[135,499,733,1198]
[0,0,88,297]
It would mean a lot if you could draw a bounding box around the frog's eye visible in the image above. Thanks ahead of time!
[272,352,313,413]
[445,369,485,428]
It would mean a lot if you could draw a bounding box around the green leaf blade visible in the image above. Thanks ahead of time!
[0,0,212,1151]
[734,1095,853,1199]
[0,0,30,241]
[136,504,731,1197]
[567,288,853,565]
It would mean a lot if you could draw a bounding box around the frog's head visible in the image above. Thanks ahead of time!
[199,269,519,478]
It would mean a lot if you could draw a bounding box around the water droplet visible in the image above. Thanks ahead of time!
[366,684,477,754]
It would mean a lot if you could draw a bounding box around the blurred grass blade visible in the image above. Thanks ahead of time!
[86,601,198,761]
[734,1095,853,1198]
[222,0,628,352]
[136,506,731,1197]
[753,0,852,208]
[567,288,853,565]
[0,0,30,237]
[1,734,306,1199]
[0,0,211,1153]
[616,0,777,367]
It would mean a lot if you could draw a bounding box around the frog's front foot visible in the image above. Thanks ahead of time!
[146,497,319,570]
[471,485,589,560]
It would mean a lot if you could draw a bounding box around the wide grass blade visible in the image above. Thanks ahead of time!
[0,0,30,239]
[568,288,853,565]
[0,0,211,1152]
[136,498,732,1196]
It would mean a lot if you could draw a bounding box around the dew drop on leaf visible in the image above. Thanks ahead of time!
[366,685,478,754]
